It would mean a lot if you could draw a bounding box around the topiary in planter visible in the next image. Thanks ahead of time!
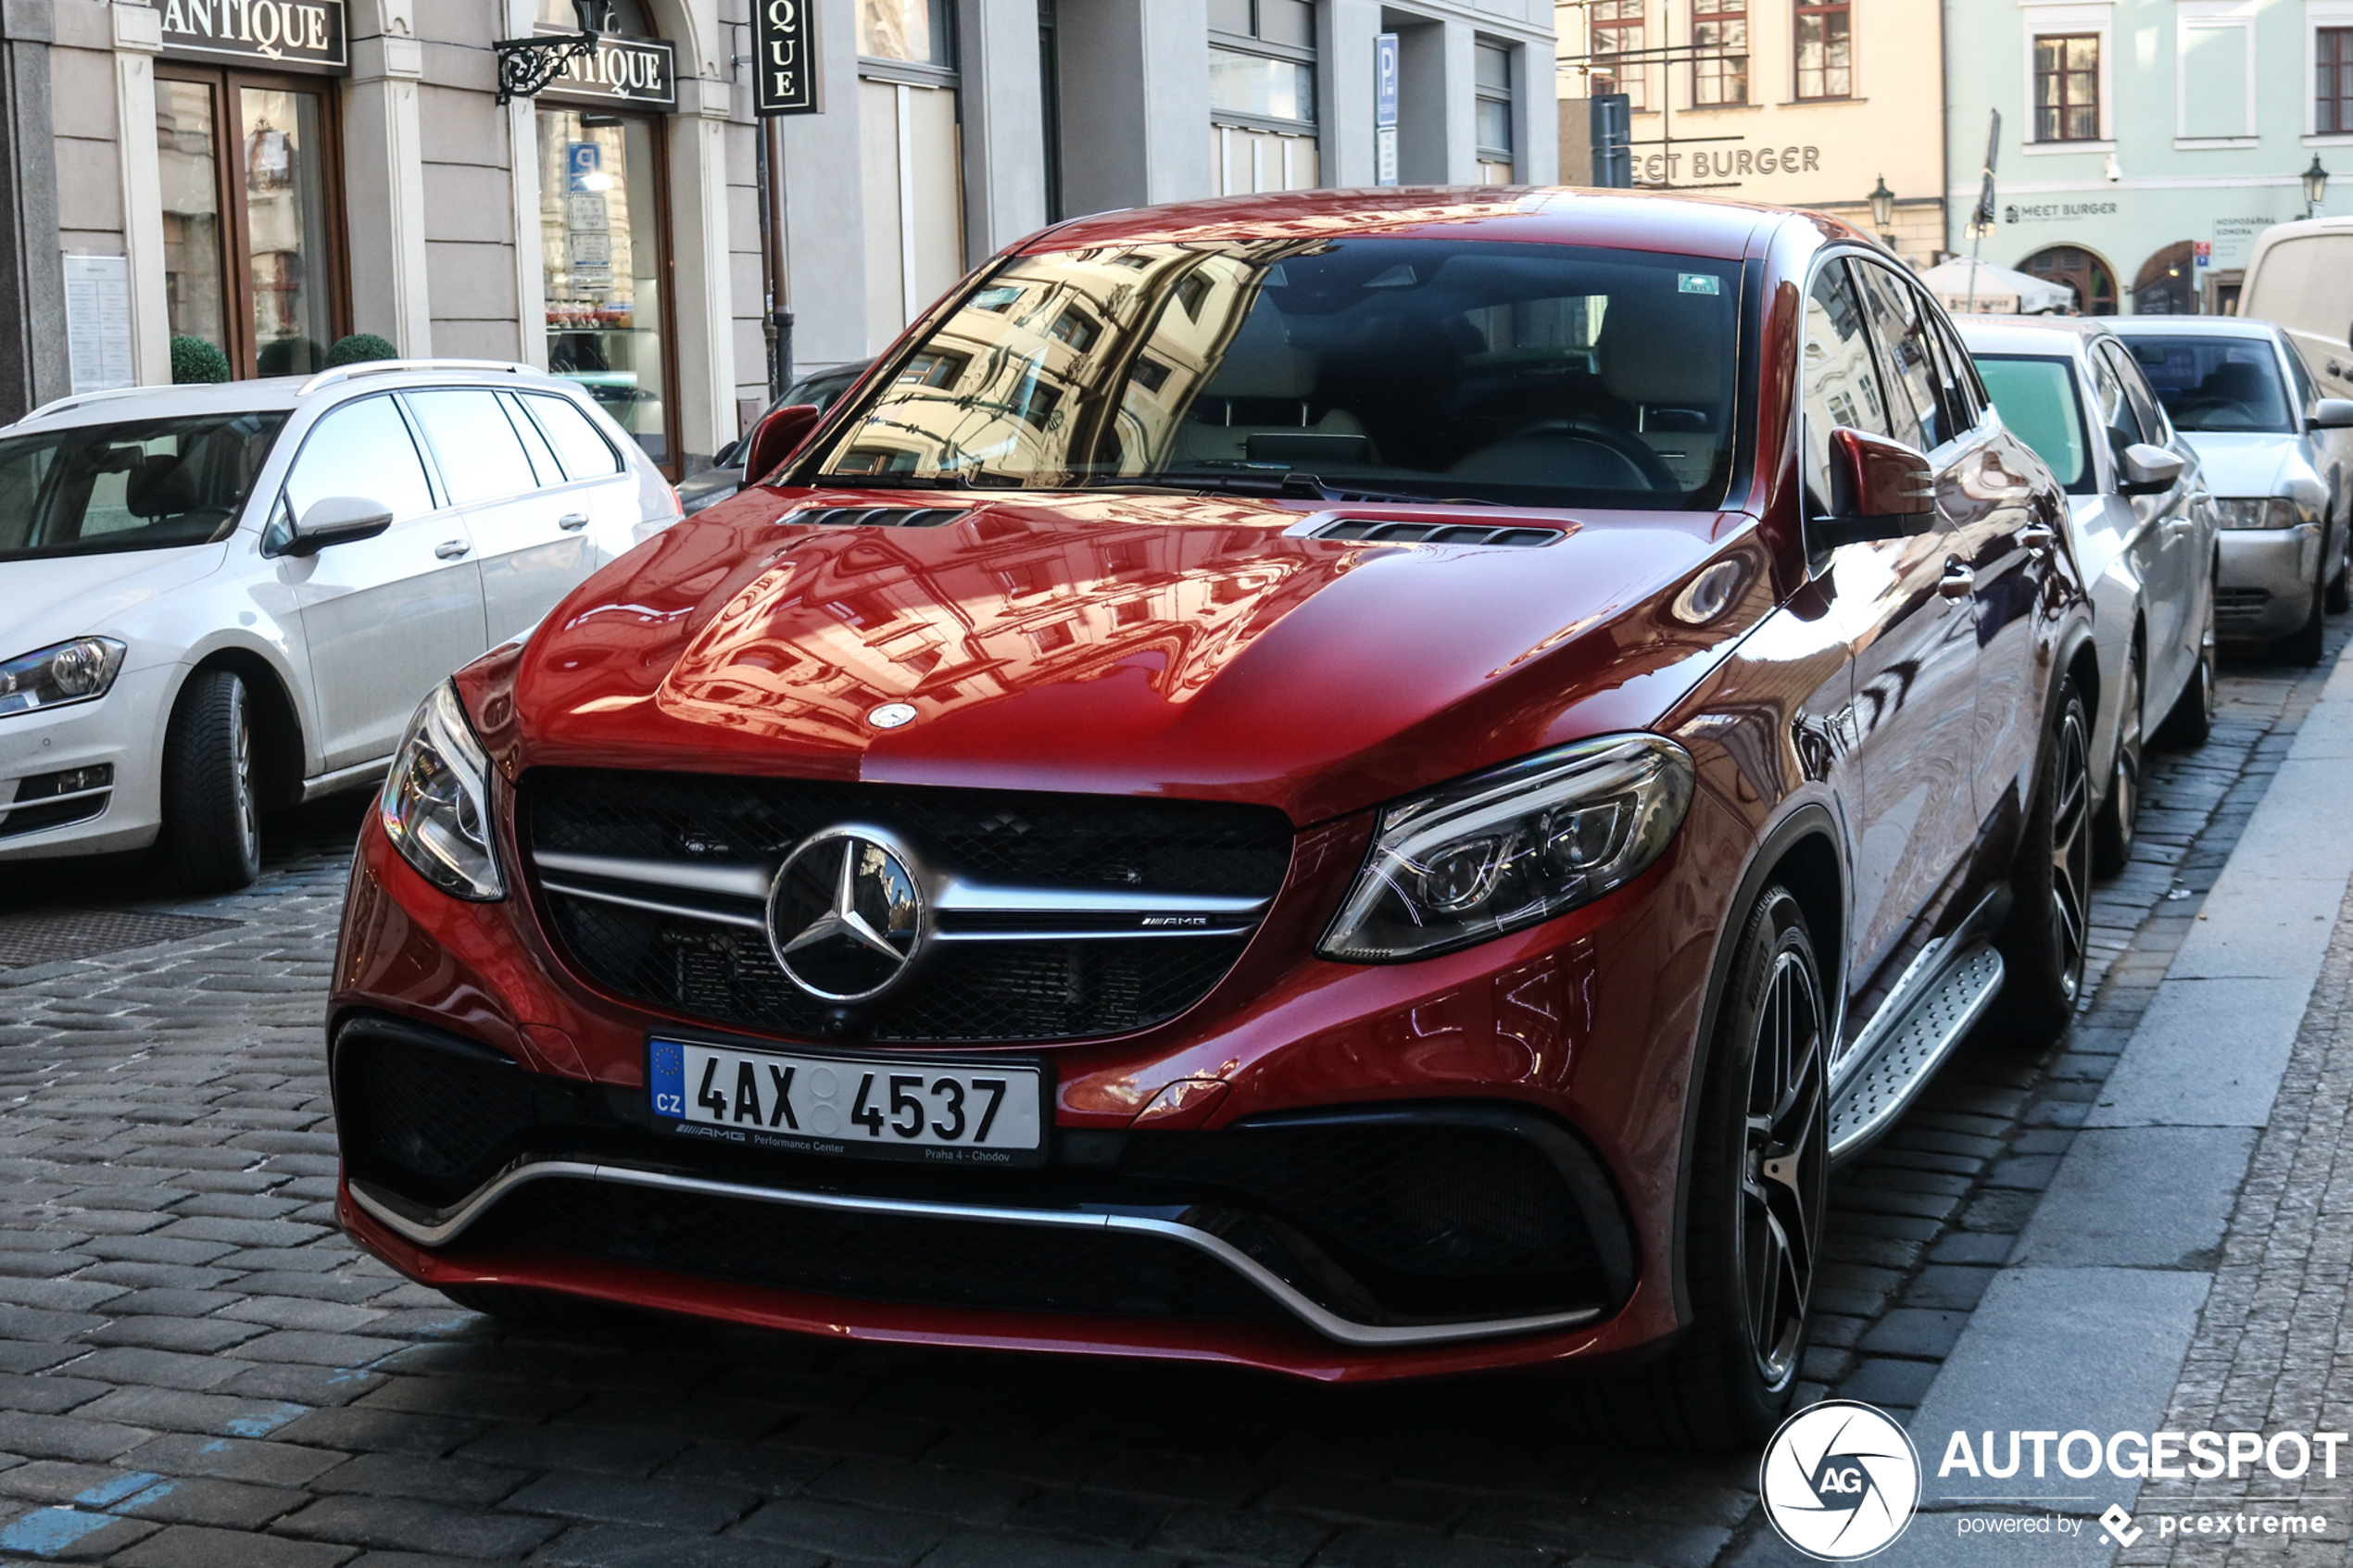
[170,335,230,384]
[325,332,398,368]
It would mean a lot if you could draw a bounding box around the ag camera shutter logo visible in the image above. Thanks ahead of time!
[1761,1400,1922,1560]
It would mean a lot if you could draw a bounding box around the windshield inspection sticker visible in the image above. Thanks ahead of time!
[1679,272,1722,295]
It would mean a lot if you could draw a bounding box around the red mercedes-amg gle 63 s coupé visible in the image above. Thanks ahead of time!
[332,188,2086,1448]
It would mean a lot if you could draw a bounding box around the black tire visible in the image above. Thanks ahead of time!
[2329,516,2350,614]
[2280,552,2327,666]
[1994,676,2093,1045]
[2093,646,2141,876]
[1578,886,1827,1451]
[161,668,260,893]
[2155,581,2217,748]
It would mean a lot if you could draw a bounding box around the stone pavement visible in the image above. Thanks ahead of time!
[0,634,2339,1568]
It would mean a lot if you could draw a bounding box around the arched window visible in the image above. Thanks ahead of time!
[2022,245,2118,316]
[2132,242,2198,316]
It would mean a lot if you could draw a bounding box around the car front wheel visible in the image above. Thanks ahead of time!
[2094,646,2141,875]
[1579,884,1826,1450]
[1994,674,2092,1044]
[162,668,261,892]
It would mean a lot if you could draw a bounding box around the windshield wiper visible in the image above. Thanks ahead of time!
[1108,471,1492,507]
[808,471,971,490]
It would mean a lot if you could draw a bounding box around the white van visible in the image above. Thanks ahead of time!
[2242,218,2353,397]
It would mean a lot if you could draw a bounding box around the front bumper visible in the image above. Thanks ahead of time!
[2216,523,2322,641]
[332,780,1734,1380]
[0,663,175,860]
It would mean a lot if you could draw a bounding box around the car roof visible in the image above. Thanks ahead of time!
[1021,184,1864,264]
[1952,315,2114,358]
[2104,316,2284,341]
[5,359,585,436]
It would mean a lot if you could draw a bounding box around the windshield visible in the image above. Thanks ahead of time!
[1973,354,2093,494]
[800,238,1744,509]
[0,411,288,563]
[2121,335,2294,433]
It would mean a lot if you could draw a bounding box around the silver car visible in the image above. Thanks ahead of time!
[2107,317,2353,665]
[1960,316,2220,870]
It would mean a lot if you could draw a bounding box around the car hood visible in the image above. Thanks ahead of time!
[0,544,230,670]
[2175,432,2305,497]
[495,491,1768,824]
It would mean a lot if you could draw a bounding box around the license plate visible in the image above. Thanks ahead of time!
[648,1038,1047,1166]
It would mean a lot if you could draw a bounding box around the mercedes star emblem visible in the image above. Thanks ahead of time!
[766,827,925,1003]
[867,702,918,729]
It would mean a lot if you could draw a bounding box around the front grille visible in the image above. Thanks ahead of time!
[475,1178,1283,1321]
[335,1016,1627,1330]
[2216,586,2272,621]
[523,769,1292,1043]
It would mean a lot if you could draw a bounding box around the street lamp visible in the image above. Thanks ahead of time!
[1869,175,1895,243]
[2307,156,2331,220]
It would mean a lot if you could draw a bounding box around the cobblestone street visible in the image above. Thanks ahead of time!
[0,633,2343,1568]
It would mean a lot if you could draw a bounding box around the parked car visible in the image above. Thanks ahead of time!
[330,191,2088,1449]
[1959,315,2220,870]
[2106,318,2353,664]
[2240,217,2353,402]
[674,359,873,517]
[0,360,680,889]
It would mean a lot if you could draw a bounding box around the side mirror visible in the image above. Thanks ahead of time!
[2117,443,2184,495]
[740,403,824,487]
[1809,426,1935,549]
[711,438,740,469]
[2311,397,2353,430]
[283,495,394,558]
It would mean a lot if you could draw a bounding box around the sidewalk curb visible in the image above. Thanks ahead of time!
[1894,644,2353,1561]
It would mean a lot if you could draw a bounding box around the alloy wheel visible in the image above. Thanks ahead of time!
[231,686,258,868]
[2102,653,2142,872]
[2048,701,2093,1006]
[1738,947,1826,1390]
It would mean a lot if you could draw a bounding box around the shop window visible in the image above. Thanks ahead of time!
[2132,242,2197,316]
[538,108,674,466]
[156,69,344,379]
[2321,27,2353,134]
[2023,245,2118,316]
[1210,0,1318,195]
[2033,33,2099,141]
[861,0,954,65]
[1475,43,1515,183]
[1589,0,1646,110]
[1794,0,1851,101]
[1692,0,1747,106]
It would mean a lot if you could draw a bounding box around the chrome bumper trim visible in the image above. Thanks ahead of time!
[349,1160,1604,1349]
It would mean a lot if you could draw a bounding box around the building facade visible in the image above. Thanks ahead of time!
[1944,0,2320,314]
[1554,0,1945,265]
[0,0,1557,459]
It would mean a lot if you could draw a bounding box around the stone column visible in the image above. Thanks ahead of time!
[955,0,1046,258]
[502,0,547,370]
[109,0,165,386]
[668,69,736,466]
[344,0,431,355]
[0,0,66,418]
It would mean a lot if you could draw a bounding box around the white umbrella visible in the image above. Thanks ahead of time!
[1919,257,2077,315]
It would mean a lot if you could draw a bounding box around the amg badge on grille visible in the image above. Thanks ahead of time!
[765,827,926,1003]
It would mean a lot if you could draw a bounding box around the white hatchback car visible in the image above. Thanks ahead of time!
[0,360,679,889]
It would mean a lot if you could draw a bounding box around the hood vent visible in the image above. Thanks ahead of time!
[786,506,969,529]
[1311,518,1563,547]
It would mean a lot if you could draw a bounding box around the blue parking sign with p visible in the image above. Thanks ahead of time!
[567,142,602,193]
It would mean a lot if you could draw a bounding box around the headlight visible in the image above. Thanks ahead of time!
[380,682,503,900]
[2213,498,2311,530]
[0,637,126,720]
[1319,734,1694,962]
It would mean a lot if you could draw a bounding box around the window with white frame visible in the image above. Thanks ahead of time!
[2021,3,2111,146]
[2176,0,2255,143]
[2311,1,2353,137]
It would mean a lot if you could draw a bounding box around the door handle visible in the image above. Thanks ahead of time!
[557,512,590,532]
[2019,523,2057,552]
[1938,561,1976,600]
[434,540,471,560]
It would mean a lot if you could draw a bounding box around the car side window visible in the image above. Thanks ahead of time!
[1849,261,1943,450]
[283,395,436,524]
[520,394,623,481]
[404,389,539,505]
[1800,259,1893,514]
[2086,346,2140,448]
[496,393,563,486]
[2103,342,2170,446]
[2284,340,2319,421]
[1925,311,1986,435]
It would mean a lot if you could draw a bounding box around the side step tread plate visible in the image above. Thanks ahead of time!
[1828,944,2006,1161]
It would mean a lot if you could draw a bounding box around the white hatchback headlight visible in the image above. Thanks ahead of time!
[380,682,504,901]
[2213,497,2311,530]
[0,637,126,720]
[1319,734,1694,962]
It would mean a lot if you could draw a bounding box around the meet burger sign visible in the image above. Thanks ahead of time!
[159,0,347,70]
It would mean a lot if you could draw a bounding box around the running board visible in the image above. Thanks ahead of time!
[1827,944,2006,1162]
